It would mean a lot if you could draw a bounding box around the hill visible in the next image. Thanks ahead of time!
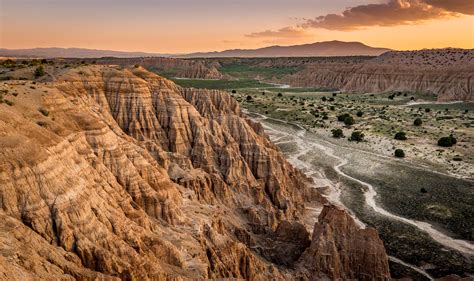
[0,47,170,58]
[179,41,391,58]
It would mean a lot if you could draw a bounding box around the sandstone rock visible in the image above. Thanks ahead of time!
[298,205,391,281]
[278,49,474,101]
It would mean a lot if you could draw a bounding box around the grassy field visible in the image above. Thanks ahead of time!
[219,63,302,80]
[170,78,274,89]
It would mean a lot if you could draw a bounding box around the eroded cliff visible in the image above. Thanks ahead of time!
[277,49,474,101]
[0,65,390,280]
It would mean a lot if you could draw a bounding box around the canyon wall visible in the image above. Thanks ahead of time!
[0,65,390,280]
[277,49,474,101]
[94,57,223,79]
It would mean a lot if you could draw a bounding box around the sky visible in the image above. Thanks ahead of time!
[1,0,473,53]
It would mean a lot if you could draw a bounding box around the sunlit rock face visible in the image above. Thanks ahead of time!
[0,65,390,280]
[278,49,474,101]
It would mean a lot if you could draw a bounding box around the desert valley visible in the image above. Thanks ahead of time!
[1,0,474,280]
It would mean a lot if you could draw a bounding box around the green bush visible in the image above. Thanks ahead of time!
[349,131,364,142]
[413,118,423,126]
[437,136,457,147]
[34,65,45,78]
[344,115,355,126]
[337,113,351,122]
[331,128,344,138]
[39,108,49,116]
[394,149,405,158]
[356,111,363,117]
[394,132,407,140]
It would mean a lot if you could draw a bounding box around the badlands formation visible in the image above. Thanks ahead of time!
[0,66,390,279]
[277,49,474,101]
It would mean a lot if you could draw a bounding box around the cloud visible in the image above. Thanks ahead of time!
[424,0,474,15]
[302,0,460,31]
[247,0,472,37]
[245,26,311,39]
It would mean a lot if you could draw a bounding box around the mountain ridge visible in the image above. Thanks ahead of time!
[0,47,172,58]
[178,40,392,58]
[0,41,391,58]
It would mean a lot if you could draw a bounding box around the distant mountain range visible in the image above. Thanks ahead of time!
[179,41,392,58]
[0,41,391,59]
[0,47,170,58]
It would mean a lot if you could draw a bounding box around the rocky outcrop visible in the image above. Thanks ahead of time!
[278,49,474,101]
[298,205,391,281]
[0,65,390,280]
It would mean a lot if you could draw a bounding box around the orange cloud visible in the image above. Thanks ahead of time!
[302,0,460,31]
[424,0,474,15]
[249,0,472,37]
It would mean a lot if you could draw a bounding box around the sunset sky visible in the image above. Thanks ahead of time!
[1,0,473,53]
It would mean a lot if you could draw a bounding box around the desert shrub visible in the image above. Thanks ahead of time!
[337,113,351,122]
[425,108,431,113]
[394,149,405,158]
[134,64,140,68]
[420,188,428,193]
[277,93,283,97]
[34,65,45,78]
[321,96,327,102]
[349,131,364,142]
[453,157,462,161]
[413,118,423,126]
[356,111,363,117]
[36,121,47,127]
[437,136,457,147]
[328,97,335,102]
[394,131,407,140]
[329,106,335,111]
[331,128,344,138]
[246,95,253,101]
[332,93,337,97]
[344,115,355,126]
[39,108,49,116]
[231,90,236,93]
